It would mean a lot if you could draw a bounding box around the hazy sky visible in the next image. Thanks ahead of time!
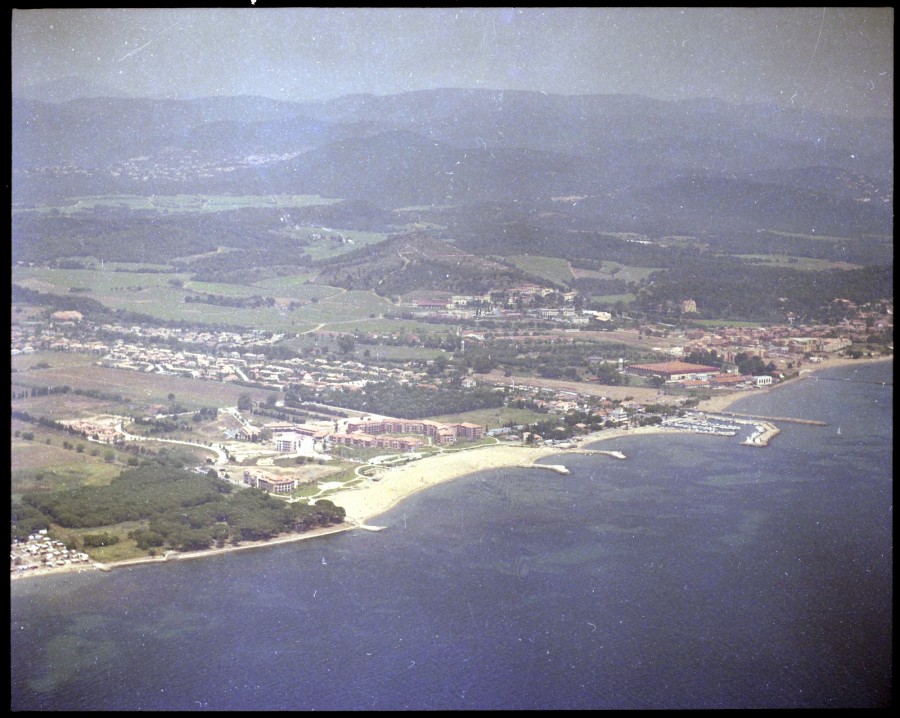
[11,7,894,117]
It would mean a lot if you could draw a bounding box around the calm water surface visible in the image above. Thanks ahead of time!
[10,360,892,709]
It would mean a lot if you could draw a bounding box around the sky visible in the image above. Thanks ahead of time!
[10,7,894,117]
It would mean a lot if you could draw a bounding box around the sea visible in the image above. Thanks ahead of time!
[10,360,892,710]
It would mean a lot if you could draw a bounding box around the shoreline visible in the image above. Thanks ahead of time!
[695,354,891,414]
[12,354,890,581]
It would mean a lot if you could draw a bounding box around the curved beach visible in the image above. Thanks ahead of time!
[13,355,890,579]
[325,425,675,526]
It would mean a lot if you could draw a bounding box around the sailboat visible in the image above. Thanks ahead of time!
[321,557,327,566]
[837,426,842,436]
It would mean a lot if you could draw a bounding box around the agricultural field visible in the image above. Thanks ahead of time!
[598,262,660,283]
[763,229,855,243]
[250,275,336,299]
[288,228,392,261]
[591,293,637,306]
[12,351,98,372]
[12,266,189,294]
[12,264,423,334]
[183,280,276,297]
[11,361,279,412]
[508,255,575,285]
[734,254,863,271]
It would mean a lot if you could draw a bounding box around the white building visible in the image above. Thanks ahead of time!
[273,431,315,454]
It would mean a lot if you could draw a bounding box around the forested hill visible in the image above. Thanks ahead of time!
[313,232,534,296]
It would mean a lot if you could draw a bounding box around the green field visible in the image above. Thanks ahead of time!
[11,360,280,411]
[183,280,274,297]
[290,228,392,261]
[13,266,190,294]
[250,275,333,299]
[11,420,127,496]
[762,229,854,242]
[508,255,574,285]
[734,254,863,271]
[591,293,637,305]
[12,351,98,372]
[12,266,414,333]
[600,263,660,283]
[427,406,548,430]
[355,344,450,362]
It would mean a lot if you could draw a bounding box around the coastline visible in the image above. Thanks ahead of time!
[695,354,892,413]
[12,354,890,581]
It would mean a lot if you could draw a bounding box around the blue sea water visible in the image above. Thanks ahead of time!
[10,360,892,710]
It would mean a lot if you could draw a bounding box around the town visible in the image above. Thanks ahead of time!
[12,291,891,500]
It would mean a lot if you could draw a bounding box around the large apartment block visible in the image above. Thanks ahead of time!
[344,416,484,444]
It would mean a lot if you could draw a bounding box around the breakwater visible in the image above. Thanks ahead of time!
[523,464,570,474]
[717,412,828,426]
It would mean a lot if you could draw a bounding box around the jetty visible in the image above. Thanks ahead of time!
[524,463,570,474]
[585,449,627,460]
[741,421,781,447]
[716,411,827,426]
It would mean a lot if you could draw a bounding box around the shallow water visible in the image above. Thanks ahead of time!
[11,361,892,709]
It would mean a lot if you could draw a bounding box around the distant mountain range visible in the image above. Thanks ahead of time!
[11,82,892,237]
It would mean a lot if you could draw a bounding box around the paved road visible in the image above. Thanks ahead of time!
[98,419,230,465]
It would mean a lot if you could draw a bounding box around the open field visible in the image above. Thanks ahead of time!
[427,405,550,429]
[12,266,412,333]
[12,351,99,372]
[734,254,863,271]
[13,265,453,335]
[352,344,449,362]
[11,361,279,410]
[597,262,660,284]
[11,390,120,421]
[13,266,190,294]
[508,255,574,285]
[309,289,394,317]
[591,293,637,305]
[184,280,276,297]
[250,276,338,299]
[11,422,126,495]
[291,228,391,261]
[762,229,855,242]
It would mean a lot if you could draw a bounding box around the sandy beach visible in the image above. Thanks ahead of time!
[13,354,890,580]
[324,425,678,526]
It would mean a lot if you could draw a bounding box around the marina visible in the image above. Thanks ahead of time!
[663,413,787,447]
